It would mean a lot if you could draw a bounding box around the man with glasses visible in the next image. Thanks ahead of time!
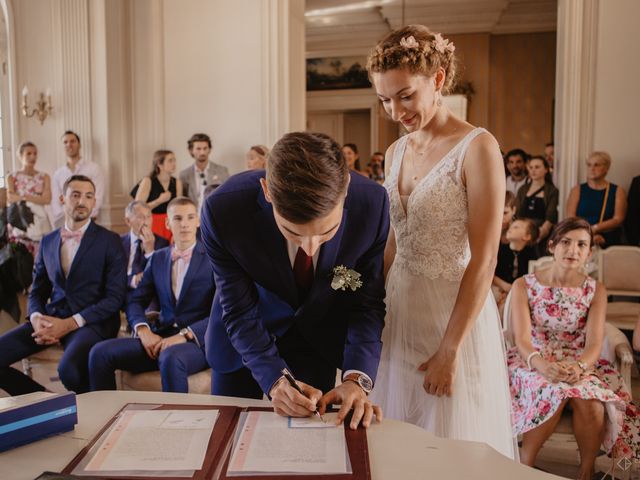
[179,133,229,214]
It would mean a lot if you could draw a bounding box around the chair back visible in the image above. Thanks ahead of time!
[528,256,554,274]
[598,246,640,296]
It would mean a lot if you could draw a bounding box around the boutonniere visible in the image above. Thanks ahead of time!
[331,265,363,291]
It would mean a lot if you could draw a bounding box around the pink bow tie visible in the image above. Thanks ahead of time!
[60,229,83,243]
[171,249,193,263]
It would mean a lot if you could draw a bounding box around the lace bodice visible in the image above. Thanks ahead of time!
[385,128,486,281]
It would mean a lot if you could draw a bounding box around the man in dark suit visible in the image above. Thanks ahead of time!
[201,132,389,429]
[625,175,640,245]
[122,200,169,289]
[89,197,212,393]
[0,175,127,395]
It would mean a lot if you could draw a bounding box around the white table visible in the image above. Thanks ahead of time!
[0,391,562,479]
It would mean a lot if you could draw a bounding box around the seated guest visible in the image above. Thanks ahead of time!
[122,200,169,289]
[89,197,213,393]
[246,145,269,170]
[508,217,640,478]
[566,151,627,248]
[368,151,385,184]
[505,148,528,195]
[6,141,52,257]
[0,175,127,396]
[625,175,640,245]
[133,150,183,242]
[515,155,558,247]
[501,191,517,244]
[493,218,539,304]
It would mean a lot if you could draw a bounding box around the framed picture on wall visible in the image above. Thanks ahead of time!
[306,56,371,91]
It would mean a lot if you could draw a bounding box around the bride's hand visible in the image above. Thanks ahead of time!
[418,349,458,397]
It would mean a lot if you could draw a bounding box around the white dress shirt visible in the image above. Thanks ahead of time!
[30,220,92,329]
[506,175,528,196]
[194,164,210,215]
[50,158,105,225]
[171,242,196,299]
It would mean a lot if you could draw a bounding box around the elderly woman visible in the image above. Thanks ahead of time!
[566,151,627,247]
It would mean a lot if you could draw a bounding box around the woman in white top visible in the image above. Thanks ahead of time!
[367,25,516,458]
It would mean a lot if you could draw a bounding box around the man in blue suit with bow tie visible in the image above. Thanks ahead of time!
[0,175,127,395]
[89,197,212,393]
[201,132,389,429]
[121,200,169,290]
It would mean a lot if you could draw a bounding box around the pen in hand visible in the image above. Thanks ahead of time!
[281,368,325,423]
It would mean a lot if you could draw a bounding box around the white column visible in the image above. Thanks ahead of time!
[554,0,599,219]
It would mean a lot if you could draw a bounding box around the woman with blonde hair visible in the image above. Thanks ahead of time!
[566,151,627,247]
[366,25,515,458]
[246,145,269,170]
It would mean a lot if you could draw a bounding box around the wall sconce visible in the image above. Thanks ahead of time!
[21,86,53,125]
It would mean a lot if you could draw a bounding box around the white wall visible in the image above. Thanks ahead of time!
[162,0,263,173]
[9,0,305,229]
[591,0,640,192]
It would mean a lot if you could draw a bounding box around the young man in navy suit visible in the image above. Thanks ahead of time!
[122,200,169,290]
[201,132,389,429]
[0,175,127,395]
[89,197,213,393]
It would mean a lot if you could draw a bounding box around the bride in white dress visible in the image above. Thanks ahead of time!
[367,26,516,459]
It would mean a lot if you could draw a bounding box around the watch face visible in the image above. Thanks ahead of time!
[358,375,373,393]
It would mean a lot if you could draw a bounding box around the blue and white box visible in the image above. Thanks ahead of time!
[0,391,77,451]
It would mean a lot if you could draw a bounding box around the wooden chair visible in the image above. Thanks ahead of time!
[598,246,640,331]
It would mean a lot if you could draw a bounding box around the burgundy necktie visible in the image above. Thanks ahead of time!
[293,247,314,299]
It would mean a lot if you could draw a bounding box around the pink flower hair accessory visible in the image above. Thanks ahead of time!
[399,36,420,50]
[433,33,455,54]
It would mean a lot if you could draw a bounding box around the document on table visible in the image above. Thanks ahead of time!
[83,409,218,472]
[227,411,350,475]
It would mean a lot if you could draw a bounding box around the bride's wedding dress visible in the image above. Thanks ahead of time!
[371,128,516,459]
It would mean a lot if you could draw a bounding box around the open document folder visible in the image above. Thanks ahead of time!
[63,404,372,480]
[227,411,350,476]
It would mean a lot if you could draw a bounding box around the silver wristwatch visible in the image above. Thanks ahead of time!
[179,328,191,341]
[344,374,373,395]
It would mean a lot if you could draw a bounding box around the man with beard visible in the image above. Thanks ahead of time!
[178,133,229,214]
[505,148,528,195]
[0,175,127,396]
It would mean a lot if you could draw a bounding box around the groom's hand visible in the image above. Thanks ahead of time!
[270,378,322,418]
[318,383,382,430]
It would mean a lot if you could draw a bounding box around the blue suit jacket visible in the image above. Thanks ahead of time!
[121,232,169,288]
[126,241,215,347]
[201,170,389,394]
[28,222,128,339]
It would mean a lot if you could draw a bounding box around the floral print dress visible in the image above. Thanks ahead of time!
[508,273,640,460]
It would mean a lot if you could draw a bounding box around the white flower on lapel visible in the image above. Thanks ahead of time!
[331,265,363,291]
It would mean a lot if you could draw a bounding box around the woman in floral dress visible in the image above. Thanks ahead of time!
[508,217,639,479]
[6,142,52,256]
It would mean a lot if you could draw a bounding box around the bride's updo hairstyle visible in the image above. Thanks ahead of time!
[366,25,457,94]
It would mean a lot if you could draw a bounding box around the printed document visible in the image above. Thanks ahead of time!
[228,411,348,475]
[84,409,218,472]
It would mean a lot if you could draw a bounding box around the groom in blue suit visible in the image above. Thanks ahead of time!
[0,175,127,395]
[201,132,389,429]
[89,197,212,392]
